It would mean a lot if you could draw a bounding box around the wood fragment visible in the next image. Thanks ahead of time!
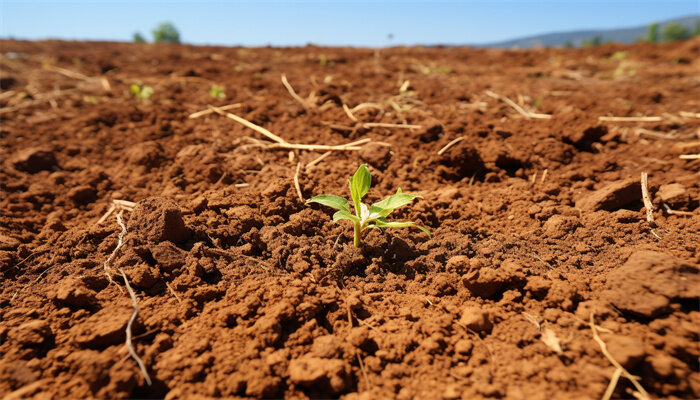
[437,137,464,155]
[598,116,662,122]
[679,154,700,159]
[540,169,548,184]
[485,90,552,119]
[281,74,311,109]
[120,269,153,386]
[188,103,241,119]
[293,162,304,202]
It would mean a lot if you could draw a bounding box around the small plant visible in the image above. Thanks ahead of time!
[133,32,146,43]
[209,85,226,99]
[130,82,153,99]
[307,164,429,248]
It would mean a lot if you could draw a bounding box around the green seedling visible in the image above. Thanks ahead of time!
[130,82,153,99]
[307,164,430,248]
[209,85,226,99]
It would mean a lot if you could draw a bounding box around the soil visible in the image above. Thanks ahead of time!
[1,38,699,400]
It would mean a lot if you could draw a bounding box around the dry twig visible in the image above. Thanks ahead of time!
[306,151,332,171]
[679,111,700,119]
[589,314,649,400]
[342,104,358,122]
[187,103,241,119]
[205,105,367,152]
[120,269,153,386]
[103,210,128,290]
[485,90,552,119]
[598,116,662,123]
[293,162,304,202]
[679,154,700,160]
[640,172,654,225]
[361,122,421,129]
[281,74,312,109]
[437,137,464,155]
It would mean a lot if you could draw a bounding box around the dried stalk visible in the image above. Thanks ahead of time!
[437,137,464,155]
[362,122,421,129]
[589,314,649,400]
[485,90,552,119]
[281,74,311,109]
[188,103,241,119]
[293,162,304,202]
[598,116,662,122]
[640,172,654,224]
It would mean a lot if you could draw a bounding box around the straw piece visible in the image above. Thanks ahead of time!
[437,137,465,155]
[598,116,662,122]
[188,103,241,119]
[208,105,287,144]
[485,90,552,119]
[281,74,311,109]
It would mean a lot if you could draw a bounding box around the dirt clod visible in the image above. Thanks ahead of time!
[127,197,189,244]
[575,178,641,211]
[51,278,97,308]
[459,306,493,333]
[605,251,700,318]
[10,147,58,173]
[9,320,52,347]
[288,357,350,395]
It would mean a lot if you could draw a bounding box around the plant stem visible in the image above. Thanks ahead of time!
[353,222,362,248]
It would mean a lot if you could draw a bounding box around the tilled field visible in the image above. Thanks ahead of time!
[1,39,699,399]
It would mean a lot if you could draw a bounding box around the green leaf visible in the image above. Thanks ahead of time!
[374,219,431,236]
[333,210,360,223]
[306,195,349,212]
[348,164,371,214]
[369,188,421,218]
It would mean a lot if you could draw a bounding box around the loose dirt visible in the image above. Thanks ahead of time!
[1,39,699,399]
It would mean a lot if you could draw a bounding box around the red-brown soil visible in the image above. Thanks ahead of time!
[1,39,699,399]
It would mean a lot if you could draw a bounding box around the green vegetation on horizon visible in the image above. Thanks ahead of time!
[133,22,180,44]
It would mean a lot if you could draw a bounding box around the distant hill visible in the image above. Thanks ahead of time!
[483,15,699,48]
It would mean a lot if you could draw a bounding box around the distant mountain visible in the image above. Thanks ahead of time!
[483,15,699,48]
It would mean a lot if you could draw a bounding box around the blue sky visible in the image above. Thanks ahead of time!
[1,1,698,47]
